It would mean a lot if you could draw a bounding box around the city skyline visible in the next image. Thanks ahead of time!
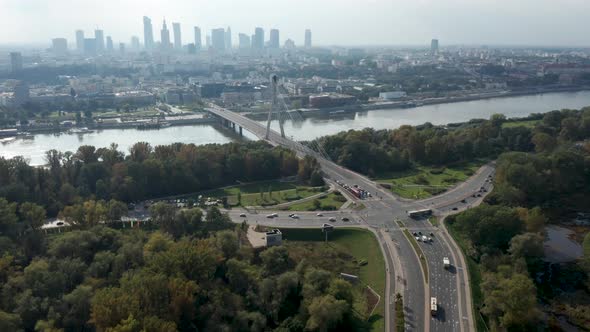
[1,0,590,47]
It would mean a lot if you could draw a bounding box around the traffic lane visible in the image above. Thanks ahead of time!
[421,168,495,208]
[388,229,425,332]
[226,210,360,227]
[418,233,461,332]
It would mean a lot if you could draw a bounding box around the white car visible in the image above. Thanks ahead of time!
[416,236,421,242]
[291,214,299,219]
[422,235,428,242]
[316,213,323,217]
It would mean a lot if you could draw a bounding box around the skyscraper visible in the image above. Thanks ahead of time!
[143,16,154,50]
[95,29,105,52]
[269,29,280,48]
[304,29,312,48]
[119,43,126,54]
[106,36,114,53]
[194,27,202,50]
[160,19,171,51]
[238,33,251,49]
[431,39,439,55]
[253,27,264,49]
[173,22,182,50]
[84,38,97,55]
[75,30,85,51]
[10,52,23,73]
[225,27,232,50]
[52,38,68,56]
[131,36,140,51]
[211,28,225,51]
[206,35,211,48]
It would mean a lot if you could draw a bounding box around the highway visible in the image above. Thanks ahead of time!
[207,104,492,331]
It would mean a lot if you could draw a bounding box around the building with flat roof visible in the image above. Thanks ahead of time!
[143,16,154,50]
[211,28,226,51]
[431,39,439,55]
[75,30,84,51]
[239,33,251,49]
[194,26,202,50]
[10,52,23,73]
[265,229,282,247]
[173,22,182,50]
[161,20,171,51]
[253,27,264,49]
[304,29,312,48]
[269,29,279,48]
[95,29,105,52]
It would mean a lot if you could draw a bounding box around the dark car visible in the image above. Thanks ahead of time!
[341,217,349,222]
[461,199,467,203]
[452,207,458,211]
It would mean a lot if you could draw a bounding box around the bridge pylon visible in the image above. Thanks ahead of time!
[265,74,285,139]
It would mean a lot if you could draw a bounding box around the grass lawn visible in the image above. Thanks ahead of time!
[374,161,483,199]
[278,228,386,332]
[286,192,347,211]
[501,119,540,128]
[445,219,487,332]
[203,180,326,207]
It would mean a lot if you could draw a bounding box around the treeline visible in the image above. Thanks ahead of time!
[0,141,322,218]
[0,215,362,331]
[315,107,590,176]
[446,109,590,330]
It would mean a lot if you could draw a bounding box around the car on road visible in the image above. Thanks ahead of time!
[341,217,349,222]
[418,231,422,235]
[266,214,274,218]
[329,217,336,222]
[239,213,246,218]
[416,236,421,242]
[291,214,299,219]
[430,232,434,237]
[422,235,429,242]
[461,199,467,203]
[316,213,323,217]
[413,232,418,236]
[452,207,458,211]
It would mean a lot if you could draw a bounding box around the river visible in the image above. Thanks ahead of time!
[2,90,590,165]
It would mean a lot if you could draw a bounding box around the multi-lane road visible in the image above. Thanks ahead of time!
[207,104,493,331]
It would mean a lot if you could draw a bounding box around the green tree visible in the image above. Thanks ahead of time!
[0,310,22,332]
[0,198,18,232]
[215,230,238,259]
[305,295,349,332]
[261,246,291,276]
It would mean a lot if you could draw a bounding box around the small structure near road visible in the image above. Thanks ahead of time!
[246,226,283,248]
[265,229,283,247]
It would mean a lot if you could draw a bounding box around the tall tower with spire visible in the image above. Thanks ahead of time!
[160,19,171,51]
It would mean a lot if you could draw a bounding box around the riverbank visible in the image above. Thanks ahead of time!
[244,85,590,121]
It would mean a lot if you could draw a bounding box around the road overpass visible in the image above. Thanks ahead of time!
[207,103,488,331]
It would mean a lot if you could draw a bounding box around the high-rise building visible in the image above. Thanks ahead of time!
[238,33,251,49]
[284,39,295,49]
[13,81,30,106]
[253,27,264,49]
[84,38,97,55]
[431,39,439,55]
[211,28,226,51]
[131,36,140,51]
[52,38,68,56]
[304,29,312,48]
[10,52,23,73]
[187,43,196,54]
[106,36,114,52]
[225,27,232,50]
[269,29,279,48]
[95,29,105,52]
[143,16,154,50]
[160,20,171,51]
[173,22,182,50]
[194,27,202,50]
[206,35,211,48]
[75,30,85,51]
[119,43,126,54]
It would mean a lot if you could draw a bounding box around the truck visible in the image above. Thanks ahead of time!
[430,297,437,316]
[443,257,450,269]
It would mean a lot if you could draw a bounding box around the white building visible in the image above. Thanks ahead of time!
[379,91,407,100]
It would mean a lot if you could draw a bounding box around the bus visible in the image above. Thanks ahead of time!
[407,209,432,218]
[430,297,438,316]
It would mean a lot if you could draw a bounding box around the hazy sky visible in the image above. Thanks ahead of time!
[1,0,589,47]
